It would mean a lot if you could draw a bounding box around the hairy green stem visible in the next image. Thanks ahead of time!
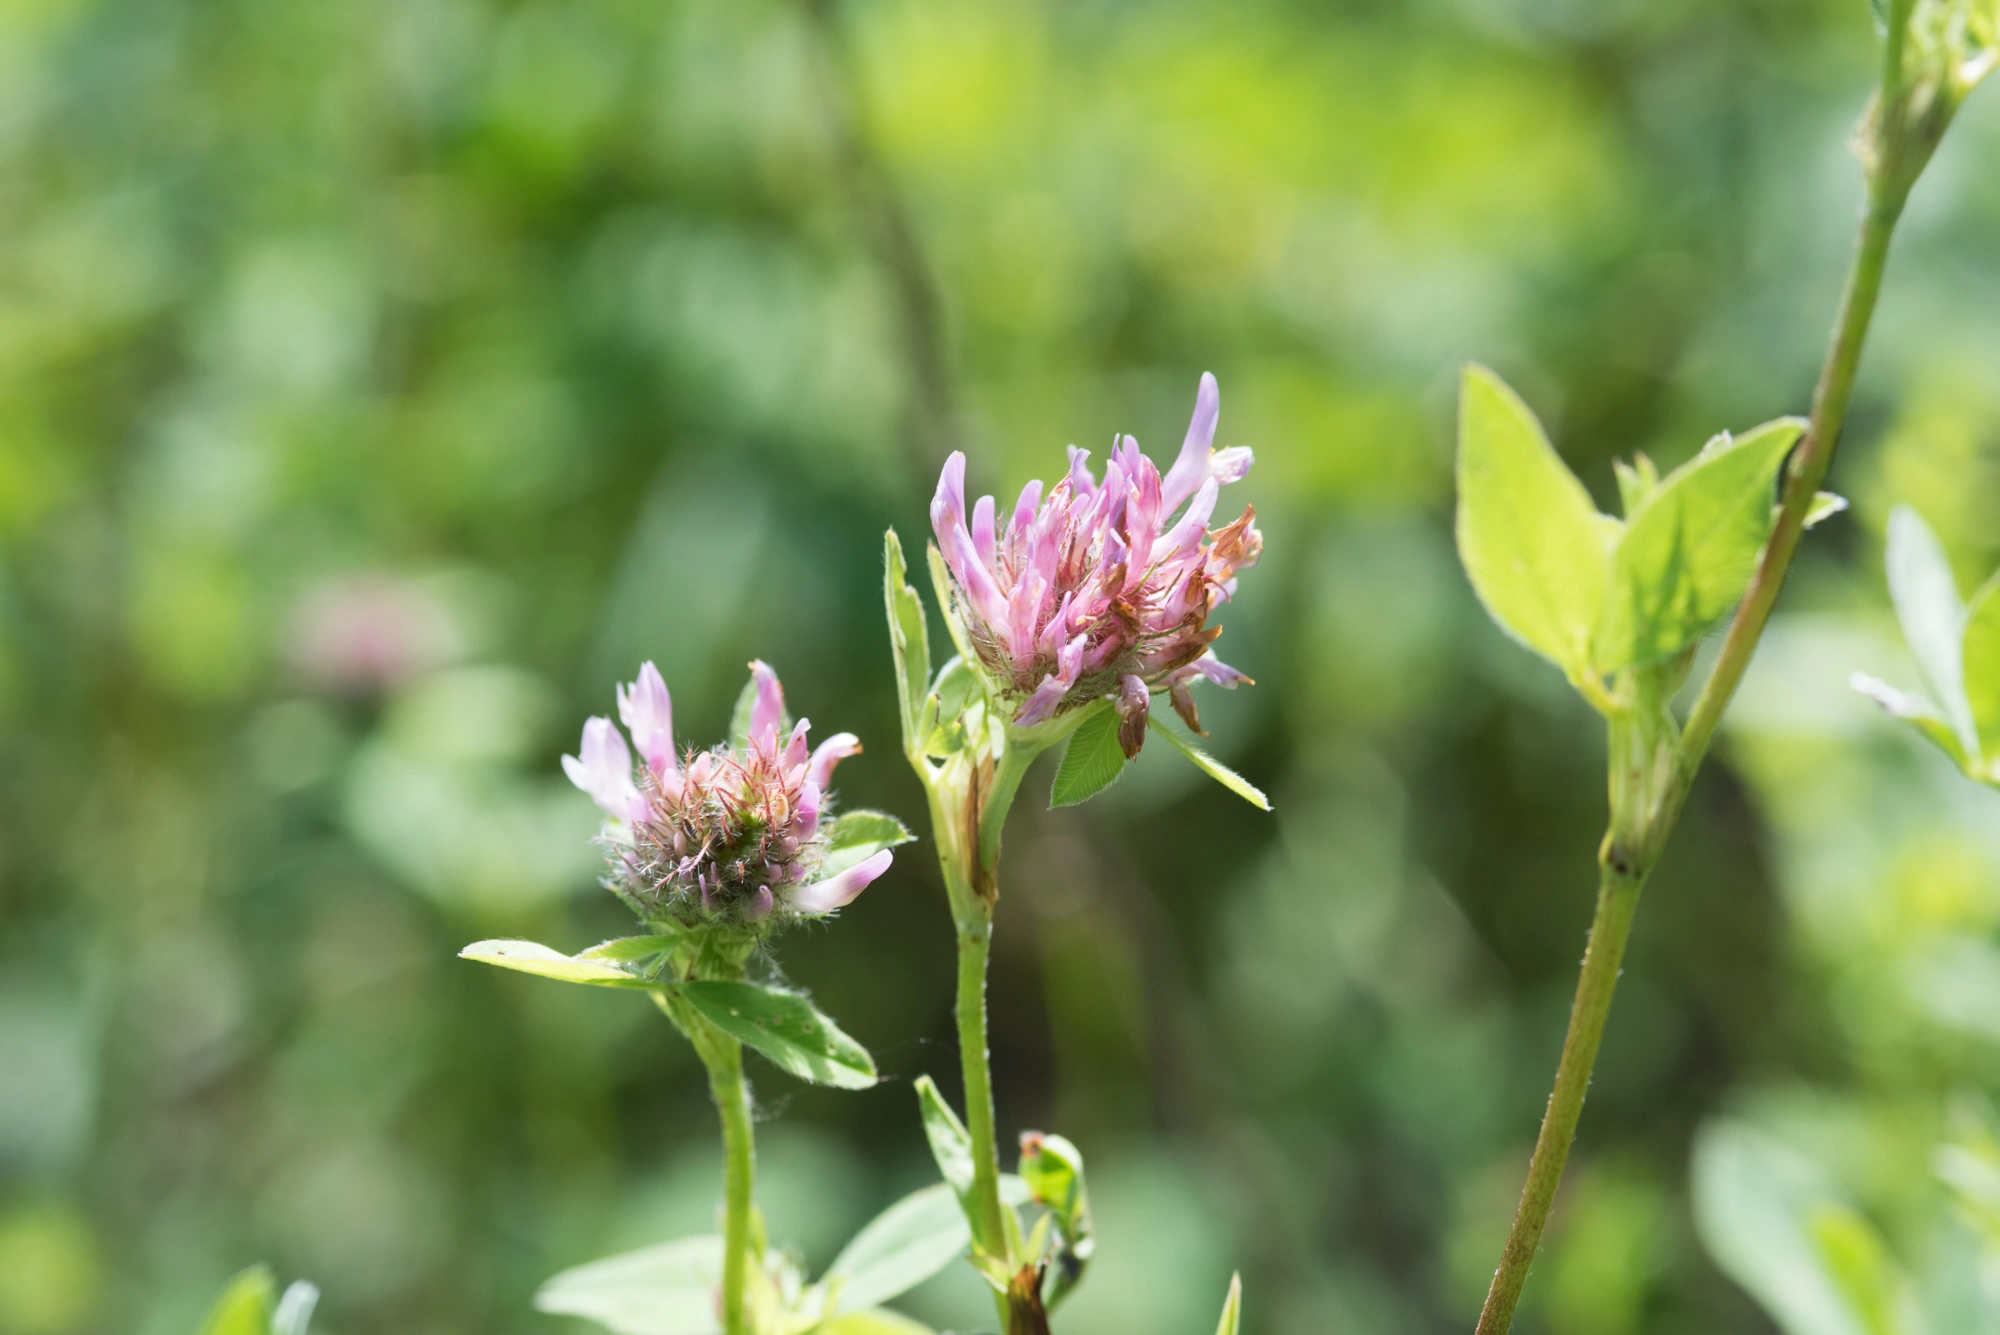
[707,1039,755,1335]
[1475,867,1644,1335]
[954,913,1010,1259]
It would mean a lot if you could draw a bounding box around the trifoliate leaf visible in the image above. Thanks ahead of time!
[459,939,657,988]
[1455,364,1610,676]
[1592,418,1802,670]
[1049,704,1126,808]
[678,981,876,1088]
[1150,723,1270,811]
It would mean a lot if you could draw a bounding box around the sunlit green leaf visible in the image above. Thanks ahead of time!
[821,810,917,878]
[1592,418,1802,670]
[821,1311,935,1335]
[1961,569,2000,767]
[678,981,876,1088]
[1850,673,1973,773]
[1212,1273,1243,1335]
[1613,454,1659,516]
[1455,364,1609,674]
[913,1075,975,1206]
[822,1183,968,1315]
[459,939,656,988]
[535,1235,721,1335]
[1886,505,1977,756]
[1801,491,1848,528]
[1807,1204,1908,1335]
[576,935,680,964]
[197,1267,275,1335]
[885,529,932,752]
[1150,723,1270,811]
[1049,703,1125,808]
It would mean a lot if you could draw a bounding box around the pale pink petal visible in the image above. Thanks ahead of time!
[972,495,997,568]
[1208,446,1254,487]
[1160,372,1220,511]
[616,661,677,775]
[1011,480,1044,537]
[748,660,786,751]
[783,718,812,770]
[931,451,968,537]
[791,848,893,914]
[562,716,645,822]
[807,733,861,790]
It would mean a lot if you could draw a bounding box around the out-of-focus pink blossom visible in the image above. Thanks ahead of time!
[288,574,461,692]
[930,373,1261,754]
[563,659,893,926]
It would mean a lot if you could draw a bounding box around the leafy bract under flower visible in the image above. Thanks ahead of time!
[929,373,1261,755]
[564,660,900,928]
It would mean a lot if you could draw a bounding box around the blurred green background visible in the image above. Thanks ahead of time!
[1,0,1998,1331]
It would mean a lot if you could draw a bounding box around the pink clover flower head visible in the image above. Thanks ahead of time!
[562,660,893,927]
[930,373,1261,754]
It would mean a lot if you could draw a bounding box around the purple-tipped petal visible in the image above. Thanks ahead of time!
[783,718,812,770]
[1195,653,1251,688]
[807,733,861,789]
[562,716,645,822]
[791,848,893,914]
[748,660,786,751]
[617,661,677,775]
[931,451,969,537]
[1161,372,1220,510]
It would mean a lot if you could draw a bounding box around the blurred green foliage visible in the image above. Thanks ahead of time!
[0,0,1996,1331]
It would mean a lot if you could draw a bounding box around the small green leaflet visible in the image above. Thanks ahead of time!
[1592,418,1803,670]
[884,529,931,751]
[1455,364,1610,675]
[913,1074,976,1206]
[1151,722,1270,811]
[535,1235,722,1335]
[577,935,680,964]
[1885,506,1978,757]
[1213,1273,1244,1335]
[1050,703,1125,807]
[678,980,876,1088]
[822,810,917,878]
[821,1312,936,1335]
[822,1183,970,1315]
[1850,673,1972,773]
[459,939,657,988]
[198,1268,276,1335]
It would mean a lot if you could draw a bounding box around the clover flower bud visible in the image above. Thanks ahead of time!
[929,373,1260,753]
[562,660,893,929]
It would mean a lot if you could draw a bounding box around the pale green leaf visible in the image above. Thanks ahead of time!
[913,1075,975,1204]
[822,1183,969,1315]
[1212,1273,1243,1335]
[576,935,680,964]
[1807,1205,1907,1335]
[1851,673,1974,773]
[1961,569,2000,765]
[1802,491,1848,528]
[197,1268,275,1335]
[884,529,931,750]
[1886,505,1977,756]
[271,1282,317,1335]
[679,981,876,1088]
[1593,417,1802,670]
[821,1312,935,1335]
[535,1235,721,1335]
[821,811,917,879]
[1049,703,1125,807]
[1614,453,1660,516]
[1455,364,1609,673]
[459,939,655,988]
[1150,723,1270,811]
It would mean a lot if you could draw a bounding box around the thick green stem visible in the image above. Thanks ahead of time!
[707,1039,755,1335]
[954,911,1010,1259]
[1474,867,1645,1335]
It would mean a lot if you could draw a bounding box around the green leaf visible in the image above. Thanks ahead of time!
[1801,491,1848,528]
[1049,703,1125,807]
[1455,364,1610,674]
[1593,418,1803,670]
[1851,673,1974,773]
[678,981,876,1088]
[197,1268,275,1335]
[1886,505,1977,756]
[913,1075,975,1203]
[1807,1204,1906,1335]
[1961,570,2000,767]
[729,669,791,751]
[271,1282,318,1335]
[1613,453,1659,515]
[884,529,932,751]
[821,1312,935,1335]
[1150,723,1270,811]
[927,542,978,665]
[535,1235,722,1335]
[1018,1132,1091,1309]
[576,935,680,964]
[822,1183,970,1315]
[459,939,657,988]
[1212,1273,1243,1335]
[821,810,917,878]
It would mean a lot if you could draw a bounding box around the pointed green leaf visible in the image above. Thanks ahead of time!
[1801,491,1848,528]
[198,1268,275,1335]
[1886,505,1977,756]
[459,939,657,988]
[913,1075,975,1203]
[1212,1273,1243,1335]
[1852,673,1974,773]
[535,1235,722,1335]
[679,981,876,1088]
[1807,1204,1905,1335]
[1049,703,1125,807]
[1455,365,1609,674]
[885,529,932,751]
[271,1282,318,1335]
[1961,570,2000,766]
[1150,723,1270,811]
[576,935,680,964]
[1593,418,1802,670]
[822,1183,970,1315]
[822,810,917,878]
[1614,454,1660,516]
